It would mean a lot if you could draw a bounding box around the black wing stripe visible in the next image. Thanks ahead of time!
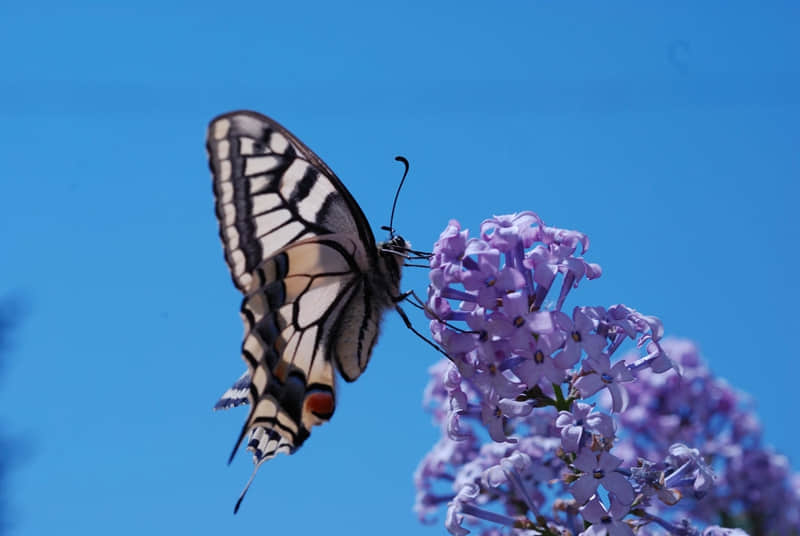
[250,317,280,371]
[292,166,319,203]
[262,280,286,311]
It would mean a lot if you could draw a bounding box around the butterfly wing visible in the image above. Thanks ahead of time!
[207,111,402,509]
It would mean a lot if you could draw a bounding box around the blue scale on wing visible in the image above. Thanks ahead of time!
[214,371,252,410]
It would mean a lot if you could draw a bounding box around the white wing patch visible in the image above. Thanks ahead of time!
[238,137,256,155]
[249,175,272,194]
[257,222,306,258]
[253,208,292,238]
[217,139,230,159]
[269,131,289,154]
[251,192,282,215]
[245,155,281,176]
[219,160,231,182]
[217,181,234,203]
[213,118,230,139]
[297,283,343,328]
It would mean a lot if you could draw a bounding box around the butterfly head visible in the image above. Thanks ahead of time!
[377,235,410,288]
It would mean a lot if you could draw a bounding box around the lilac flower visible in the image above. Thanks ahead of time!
[579,495,634,536]
[445,483,480,536]
[556,402,615,453]
[606,305,677,374]
[574,353,635,412]
[482,451,541,516]
[432,220,469,267]
[442,364,472,441]
[513,326,575,389]
[571,449,635,506]
[523,225,599,311]
[702,528,749,536]
[472,359,525,400]
[422,359,458,422]
[616,339,800,533]
[629,458,682,506]
[638,516,703,535]
[447,451,544,535]
[480,211,541,252]
[461,249,525,309]
[479,394,532,443]
[664,443,716,498]
[485,291,550,351]
[430,221,469,290]
[414,433,478,523]
[558,308,608,364]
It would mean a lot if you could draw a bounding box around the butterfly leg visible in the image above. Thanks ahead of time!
[391,290,413,303]
[396,289,474,335]
[393,304,452,360]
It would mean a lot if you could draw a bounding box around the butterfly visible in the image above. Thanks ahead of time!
[206,110,410,511]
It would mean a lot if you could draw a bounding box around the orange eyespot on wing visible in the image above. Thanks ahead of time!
[305,391,335,420]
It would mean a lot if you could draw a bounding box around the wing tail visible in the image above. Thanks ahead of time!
[234,465,259,514]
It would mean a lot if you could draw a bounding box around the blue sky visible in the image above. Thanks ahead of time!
[1,2,798,534]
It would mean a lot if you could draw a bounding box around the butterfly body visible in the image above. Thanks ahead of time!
[206,111,407,508]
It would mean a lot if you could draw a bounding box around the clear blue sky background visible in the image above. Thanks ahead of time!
[1,2,798,535]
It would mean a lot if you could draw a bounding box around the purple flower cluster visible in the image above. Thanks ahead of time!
[415,213,799,536]
[616,339,800,535]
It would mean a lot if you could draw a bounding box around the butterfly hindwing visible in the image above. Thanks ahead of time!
[232,237,363,459]
[227,236,384,512]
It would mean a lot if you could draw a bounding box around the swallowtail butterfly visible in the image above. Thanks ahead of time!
[206,111,408,511]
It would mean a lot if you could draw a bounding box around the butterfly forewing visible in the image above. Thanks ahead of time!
[207,111,407,510]
[207,111,376,293]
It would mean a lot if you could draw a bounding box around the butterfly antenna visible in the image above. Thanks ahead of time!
[385,156,410,237]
